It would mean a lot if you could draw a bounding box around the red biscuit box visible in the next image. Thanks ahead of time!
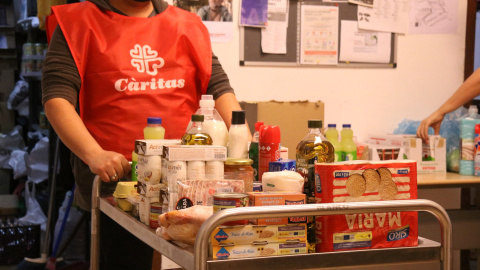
[314,160,418,252]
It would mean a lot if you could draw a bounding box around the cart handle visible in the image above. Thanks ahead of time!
[194,199,452,270]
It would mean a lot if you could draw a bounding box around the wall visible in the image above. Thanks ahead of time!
[211,0,468,143]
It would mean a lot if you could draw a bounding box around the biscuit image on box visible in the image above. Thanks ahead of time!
[362,169,381,192]
[379,179,398,200]
[259,230,275,238]
[377,167,392,183]
[346,174,366,197]
[260,247,276,256]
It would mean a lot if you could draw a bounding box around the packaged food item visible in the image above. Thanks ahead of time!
[224,158,254,192]
[162,145,227,161]
[261,171,304,193]
[211,224,307,245]
[213,193,249,226]
[149,202,163,229]
[137,154,162,184]
[248,192,306,225]
[268,159,296,172]
[176,179,245,209]
[205,160,224,179]
[136,181,165,197]
[249,122,264,181]
[314,160,418,252]
[211,240,307,259]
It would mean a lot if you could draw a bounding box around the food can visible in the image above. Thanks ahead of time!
[252,181,262,192]
[23,43,35,56]
[149,202,163,229]
[22,59,35,73]
[34,43,44,56]
[213,193,249,226]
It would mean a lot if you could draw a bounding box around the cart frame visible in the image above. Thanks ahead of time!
[90,176,452,270]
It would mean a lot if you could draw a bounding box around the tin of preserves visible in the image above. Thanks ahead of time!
[213,193,249,225]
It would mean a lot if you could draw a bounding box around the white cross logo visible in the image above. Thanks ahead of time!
[130,44,164,76]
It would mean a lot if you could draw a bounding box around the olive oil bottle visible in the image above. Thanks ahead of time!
[181,114,213,145]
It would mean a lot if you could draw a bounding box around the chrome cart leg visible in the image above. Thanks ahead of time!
[91,176,101,270]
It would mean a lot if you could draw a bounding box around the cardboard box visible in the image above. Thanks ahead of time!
[314,160,418,252]
[211,240,307,259]
[211,224,307,245]
[137,180,165,198]
[367,134,446,173]
[134,139,181,156]
[241,101,324,160]
[163,145,227,161]
[248,192,306,225]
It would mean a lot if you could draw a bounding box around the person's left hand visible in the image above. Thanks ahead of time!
[87,150,131,182]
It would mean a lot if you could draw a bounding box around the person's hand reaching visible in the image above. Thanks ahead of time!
[416,111,444,144]
[87,150,131,182]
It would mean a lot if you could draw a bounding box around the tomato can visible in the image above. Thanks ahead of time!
[149,202,163,229]
[213,193,249,226]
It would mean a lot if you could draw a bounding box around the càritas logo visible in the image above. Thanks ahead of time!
[130,44,164,76]
[114,45,185,92]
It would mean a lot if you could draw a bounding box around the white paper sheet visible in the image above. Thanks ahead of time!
[339,20,391,63]
[409,0,458,34]
[357,0,409,34]
[300,5,339,65]
[261,0,289,54]
[202,21,234,43]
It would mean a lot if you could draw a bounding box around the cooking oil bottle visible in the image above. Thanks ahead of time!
[296,119,334,203]
[181,114,213,145]
[296,119,334,254]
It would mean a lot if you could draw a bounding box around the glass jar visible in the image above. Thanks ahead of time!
[224,158,254,192]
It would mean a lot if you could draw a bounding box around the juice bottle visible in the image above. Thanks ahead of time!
[325,124,342,162]
[181,115,213,145]
[296,120,334,203]
[340,124,357,161]
[144,117,165,139]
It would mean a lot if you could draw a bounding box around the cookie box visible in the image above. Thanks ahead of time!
[211,240,307,259]
[211,224,307,246]
[314,160,418,252]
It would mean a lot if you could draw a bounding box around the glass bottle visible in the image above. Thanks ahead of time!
[181,114,213,145]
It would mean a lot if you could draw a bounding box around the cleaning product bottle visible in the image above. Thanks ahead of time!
[296,120,334,203]
[325,124,342,162]
[249,121,264,181]
[474,124,480,176]
[340,124,357,161]
[132,117,165,181]
[258,125,281,181]
[227,110,249,159]
[186,95,228,146]
[181,114,213,145]
[459,105,480,175]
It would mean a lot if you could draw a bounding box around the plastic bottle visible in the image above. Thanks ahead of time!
[132,117,166,181]
[474,124,480,176]
[227,110,249,159]
[186,95,228,147]
[340,124,357,161]
[181,114,213,145]
[460,105,480,175]
[144,117,165,140]
[249,121,264,181]
[325,124,342,162]
[258,125,281,181]
[296,120,334,204]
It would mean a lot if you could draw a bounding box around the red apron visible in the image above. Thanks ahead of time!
[52,2,212,159]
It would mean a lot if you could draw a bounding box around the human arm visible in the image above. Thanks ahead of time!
[44,98,130,182]
[417,68,480,143]
[215,92,253,141]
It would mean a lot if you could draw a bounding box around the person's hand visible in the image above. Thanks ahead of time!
[416,111,444,143]
[87,150,131,182]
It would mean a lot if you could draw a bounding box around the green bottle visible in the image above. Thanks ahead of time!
[249,121,263,181]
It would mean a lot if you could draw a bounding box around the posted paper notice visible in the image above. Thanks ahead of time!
[357,0,409,34]
[339,20,391,63]
[300,5,339,65]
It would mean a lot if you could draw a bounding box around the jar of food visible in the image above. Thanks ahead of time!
[224,158,254,192]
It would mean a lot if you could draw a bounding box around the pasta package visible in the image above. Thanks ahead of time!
[211,224,307,246]
[314,160,418,252]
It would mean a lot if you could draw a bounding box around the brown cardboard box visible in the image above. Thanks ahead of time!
[0,101,15,132]
[240,101,325,160]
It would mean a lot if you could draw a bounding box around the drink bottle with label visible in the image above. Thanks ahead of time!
[249,121,264,181]
[340,124,357,161]
[296,120,334,204]
[325,123,342,162]
[460,105,480,175]
[181,114,213,145]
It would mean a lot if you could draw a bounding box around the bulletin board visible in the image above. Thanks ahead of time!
[239,0,397,68]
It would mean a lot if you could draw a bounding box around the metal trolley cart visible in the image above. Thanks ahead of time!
[90,176,452,270]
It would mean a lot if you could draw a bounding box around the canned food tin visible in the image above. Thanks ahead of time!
[22,59,35,73]
[213,193,249,226]
[149,202,163,229]
[252,181,262,192]
[34,43,44,56]
[23,43,35,56]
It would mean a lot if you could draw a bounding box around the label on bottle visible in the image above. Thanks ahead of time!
[334,151,342,162]
[249,142,259,181]
[342,151,357,161]
[131,160,138,181]
[297,156,317,204]
[258,142,281,181]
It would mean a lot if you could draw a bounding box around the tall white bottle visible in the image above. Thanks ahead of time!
[228,110,249,159]
[186,95,228,147]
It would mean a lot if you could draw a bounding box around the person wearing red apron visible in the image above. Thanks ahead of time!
[42,0,246,269]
